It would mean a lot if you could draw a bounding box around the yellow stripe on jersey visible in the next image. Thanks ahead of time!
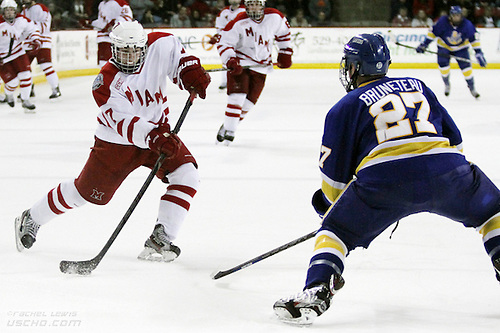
[437,39,470,52]
[321,180,343,203]
[314,232,347,257]
[478,214,500,239]
[356,137,461,174]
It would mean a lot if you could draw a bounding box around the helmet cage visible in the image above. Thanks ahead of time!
[339,34,391,92]
[245,0,265,22]
[109,21,148,74]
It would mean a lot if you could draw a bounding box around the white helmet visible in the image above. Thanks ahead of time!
[109,21,148,74]
[244,0,265,22]
[1,0,18,22]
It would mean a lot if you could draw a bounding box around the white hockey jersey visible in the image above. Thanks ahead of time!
[21,3,52,48]
[217,8,292,75]
[92,0,133,44]
[0,14,40,63]
[92,32,188,148]
[214,5,246,32]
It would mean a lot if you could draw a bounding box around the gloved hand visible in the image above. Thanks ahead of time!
[416,43,427,54]
[26,40,41,57]
[208,33,220,45]
[178,55,211,99]
[147,126,182,159]
[311,189,330,218]
[277,47,293,68]
[475,50,487,67]
[226,57,243,75]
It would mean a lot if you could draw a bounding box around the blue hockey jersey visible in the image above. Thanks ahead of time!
[425,15,481,52]
[320,76,465,204]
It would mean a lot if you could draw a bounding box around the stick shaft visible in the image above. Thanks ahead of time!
[212,230,317,279]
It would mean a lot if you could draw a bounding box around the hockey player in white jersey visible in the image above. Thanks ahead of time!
[209,0,246,90]
[21,0,61,99]
[92,0,133,67]
[15,21,211,263]
[0,0,40,112]
[215,0,293,145]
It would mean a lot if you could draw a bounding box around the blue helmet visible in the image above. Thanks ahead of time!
[339,33,391,92]
[449,6,463,26]
[449,6,462,16]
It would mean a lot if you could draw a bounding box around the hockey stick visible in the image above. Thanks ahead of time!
[206,64,276,73]
[59,92,197,275]
[387,30,473,63]
[211,230,317,280]
[1,38,14,62]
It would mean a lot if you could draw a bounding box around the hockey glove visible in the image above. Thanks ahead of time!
[312,189,331,218]
[475,50,487,67]
[226,57,243,75]
[277,47,293,68]
[26,40,41,57]
[147,126,182,160]
[208,34,220,45]
[179,55,211,99]
[416,39,431,54]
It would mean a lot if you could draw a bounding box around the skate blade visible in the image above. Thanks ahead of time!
[14,216,24,252]
[137,248,178,262]
[273,307,317,326]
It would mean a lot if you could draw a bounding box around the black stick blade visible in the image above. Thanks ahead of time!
[60,260,97,275]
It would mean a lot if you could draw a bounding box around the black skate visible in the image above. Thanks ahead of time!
[469,87,480,99]
[49,86,61,99]
[216,124,235,146]
[137,224,180,262]
[15,210,40,252]
[22,99,36,113]
[444,84,450,96]
[273,274,345,325]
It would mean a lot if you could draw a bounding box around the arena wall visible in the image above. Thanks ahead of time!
[33,27,500,82]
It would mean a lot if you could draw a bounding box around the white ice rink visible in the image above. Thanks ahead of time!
[1,67,499,332]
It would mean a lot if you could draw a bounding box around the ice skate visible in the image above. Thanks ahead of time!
[21,99,36,113]
[49,86,61,99]
[444,84,450,96]
[469,87,480,99]
[273,274,344,325]
[6,94,14,107]
[215,124,235,146]
[137,224,180,262]
[15,209,40,252]
[0,94,6,103]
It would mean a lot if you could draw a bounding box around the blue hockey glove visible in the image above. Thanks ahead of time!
[475,50,487,67]
[416,38,431,54]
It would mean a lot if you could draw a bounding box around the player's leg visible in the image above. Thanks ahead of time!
[0,61,19,107]
[15,139,145,251]
[139,144,199,262]
[274,178,409,324]
[239,70,266,122]
[97,42,112,67]
[37,49,61,99]
[454,48,479,98]
[437,49,451,96]
[216,70,249,145]
[431,163,500,283]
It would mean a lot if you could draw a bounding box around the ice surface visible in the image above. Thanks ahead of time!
[1,68,499,332]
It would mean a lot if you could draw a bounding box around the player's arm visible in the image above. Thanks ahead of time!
[275,15,293,68]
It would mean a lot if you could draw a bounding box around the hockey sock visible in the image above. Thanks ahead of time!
[18,71,33,101]
[466,78,475,90]
[30,180,88,225]
[157,163,199,240]
[305,229,347,288]
[39,62,59,90]
[478,213,500,263]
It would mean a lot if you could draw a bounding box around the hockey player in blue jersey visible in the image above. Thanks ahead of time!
[416,5,487,98]
[273,33,500,326]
